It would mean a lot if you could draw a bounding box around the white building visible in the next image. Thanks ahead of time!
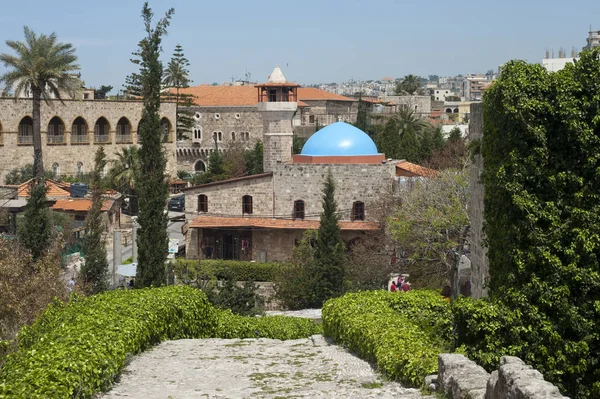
[541,57,577,72]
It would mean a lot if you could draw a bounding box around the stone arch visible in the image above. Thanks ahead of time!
[160,117,172,142]
[76,161,84,175]
[116,117,132,142]
[71,117,88,143]
[48,116,65,144]
[445,108,453,113]
[453,108,459,113]
[231,131,236,141]
[193,126,202,141]
[94,117,110,143]
[51,162,60,177]
[194,160,206,173]
[18,116,33,144]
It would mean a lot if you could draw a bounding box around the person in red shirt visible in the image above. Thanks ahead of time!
[390,280,397,292]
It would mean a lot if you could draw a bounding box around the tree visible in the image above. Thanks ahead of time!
[133,3,174,288]
[388,168,470,287]
[308,171,346,306]
[4,164,53,185]
[123,72,141,98]
[377,105,427,161]
[208,139,225,176]
[18,182,51,261]
[448,126,462,142]
[480,51,600,398]
[109,146,139,194]
[94,85,113,99]
[355,94,368,132]
[293,135,306,155]
[80,147,109,294]
[428,75,440,83]
[394,74,421,95]
[163,44,193,141]
[244,141,264,175]
[0,27,80,179]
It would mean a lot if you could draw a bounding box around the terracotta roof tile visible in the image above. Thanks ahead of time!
[18,179,71,198]
[189,215,380,231]
[395,161,439,178]
[51,198,114,212]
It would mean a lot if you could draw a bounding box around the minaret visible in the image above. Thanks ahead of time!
[255,66,299,172]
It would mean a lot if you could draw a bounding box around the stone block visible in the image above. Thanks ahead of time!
[438,353,489,399]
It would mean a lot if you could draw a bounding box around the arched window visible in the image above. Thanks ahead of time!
[293,200,305,220]
[116,117,132,143]
[193,126,202,141]
[76,162,84,175]
[47,117,65,144]
[242,195,253,214]
[160,117,171,142]
[18,116,33,144]
[197,194,208,213]
[94,117,110,143]
[245,132,250,141]
[217,132,222,142]
[231,131,236,141]
[71,117,88,143]
[352,201,365,221]
[52,162,59,178]
[453,108,459,113]
[194,160,206,173]
[445,108,452,113]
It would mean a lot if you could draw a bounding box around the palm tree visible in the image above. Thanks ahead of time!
[395,74,421,95]
[0,27,80,179]
[109,146,140,194]
[377,105,428,161]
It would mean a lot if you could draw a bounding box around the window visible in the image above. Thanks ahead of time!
[218,132,222,142]
[194,160,206,173]
[242,195,253,214]
[352,201,365,221]
[231,131,236,141]
[197,194,208,213]
[47,116,65,144]
[293,200,305,220]
[195,112,201,120]
[94,117,110,143]
[235,113,241,119]
[72,117,88,143]
[309,115,315,124]
[84,93,90,99]
[193,127,202,140]
[18,116,33,144]
[116,117,131,142]
[76,162,84,175]
[160,117,171,141]
[268,89,277,102]
[214,113,220,120]
[52,163,59,178]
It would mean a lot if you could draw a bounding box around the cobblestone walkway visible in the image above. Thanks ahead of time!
[101,335,431,399]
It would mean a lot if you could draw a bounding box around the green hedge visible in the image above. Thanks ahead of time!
[322,290,452,387]
[0,286,320,399]
[179,259,289,282]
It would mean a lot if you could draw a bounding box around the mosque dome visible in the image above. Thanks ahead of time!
[300,122,379,156]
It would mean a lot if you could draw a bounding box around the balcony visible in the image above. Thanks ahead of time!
[116,134,132,143]
[71,134,88,144]
[94,134,110,144]
[18,135,33,144]
[48,135,65,144]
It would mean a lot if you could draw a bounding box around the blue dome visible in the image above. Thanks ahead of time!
[301,122,379,156]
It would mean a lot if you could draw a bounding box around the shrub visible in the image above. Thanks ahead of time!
[322,290,452,387]
[176,259,287,282]
[0,286,322,398]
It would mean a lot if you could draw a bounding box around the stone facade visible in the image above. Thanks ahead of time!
[176,106,263,173]
[258,101,297,173]
[468,102,488,299]
[0,98,177,183]
[298,99,358,126]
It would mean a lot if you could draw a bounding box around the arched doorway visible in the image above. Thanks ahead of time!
[18,116,33,144]
[94,117,110,143]
[47,117,65,144]
[116,117,132,143]
[160,117,171,142]
[71,117,88,143]
[194,160,206,173]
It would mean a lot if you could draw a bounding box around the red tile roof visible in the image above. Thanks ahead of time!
[51,198,114,212]
[171,86,356,106]
[190,215,380,231]
[18,179,71,198]
[395,161,439,178]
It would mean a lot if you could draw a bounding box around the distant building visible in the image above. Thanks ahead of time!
[461,75,492,101]
[542,57,577,72]
[584,30,600,50]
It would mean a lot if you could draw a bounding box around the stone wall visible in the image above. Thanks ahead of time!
[0,98,177,183]
[299,99,358,126]
[272,162,395,221]
[434,354,567,399]
[468,102,488,299]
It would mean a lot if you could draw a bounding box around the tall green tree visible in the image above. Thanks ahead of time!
[308,171,346,307]
[0,27,80,179]
[208,138,225,176]
[80,147,109,294]
[244,141,264,175]
[394,74,421,95]
[134,3,174,288]
[355,94,368,132]
[377,105,427,161]
[1,27,80,259]
[163,44,193,140]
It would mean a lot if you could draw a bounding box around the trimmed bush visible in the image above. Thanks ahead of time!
[179,259,288,282]
[0,286,320,398]
[322,290,452,387]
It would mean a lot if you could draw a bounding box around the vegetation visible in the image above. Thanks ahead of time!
[477,50,600,398]
[4,164,53,185]
[133,3,173,287]
[293,134,307,154]
[108,145,140,194]
[394,74,421,95]
[18,182,52,261]
[163,44,193,140]
[79,147,109,294]
[94,85,113,99]
[323,290,452,387]
[376,105,428,162]
[388,168,470,287]
[354,94,369,132]
[244,141,264,175]
[0,286,320,398]
[174,259,287,283]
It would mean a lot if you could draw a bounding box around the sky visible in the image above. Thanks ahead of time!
[0,0,598,94]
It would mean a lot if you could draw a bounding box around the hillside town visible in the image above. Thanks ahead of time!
[0,2,599,398]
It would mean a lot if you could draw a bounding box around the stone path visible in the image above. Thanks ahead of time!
[101,335,431,399]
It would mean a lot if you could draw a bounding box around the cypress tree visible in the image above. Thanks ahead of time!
[309,170,345,306]
[19,180,51,261]
[134,3,174,287]
[208,138,225,176]
[80,147,109,294]
[355,94,368,132]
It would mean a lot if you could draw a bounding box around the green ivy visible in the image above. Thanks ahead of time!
[0,286,320,398]
[322,290,452,387]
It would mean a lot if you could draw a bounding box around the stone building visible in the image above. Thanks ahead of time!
[0,98,177,184]
[174,69,359,175]
[182,69,435,262]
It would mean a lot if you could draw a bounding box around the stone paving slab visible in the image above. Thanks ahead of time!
[100,335,431,399]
